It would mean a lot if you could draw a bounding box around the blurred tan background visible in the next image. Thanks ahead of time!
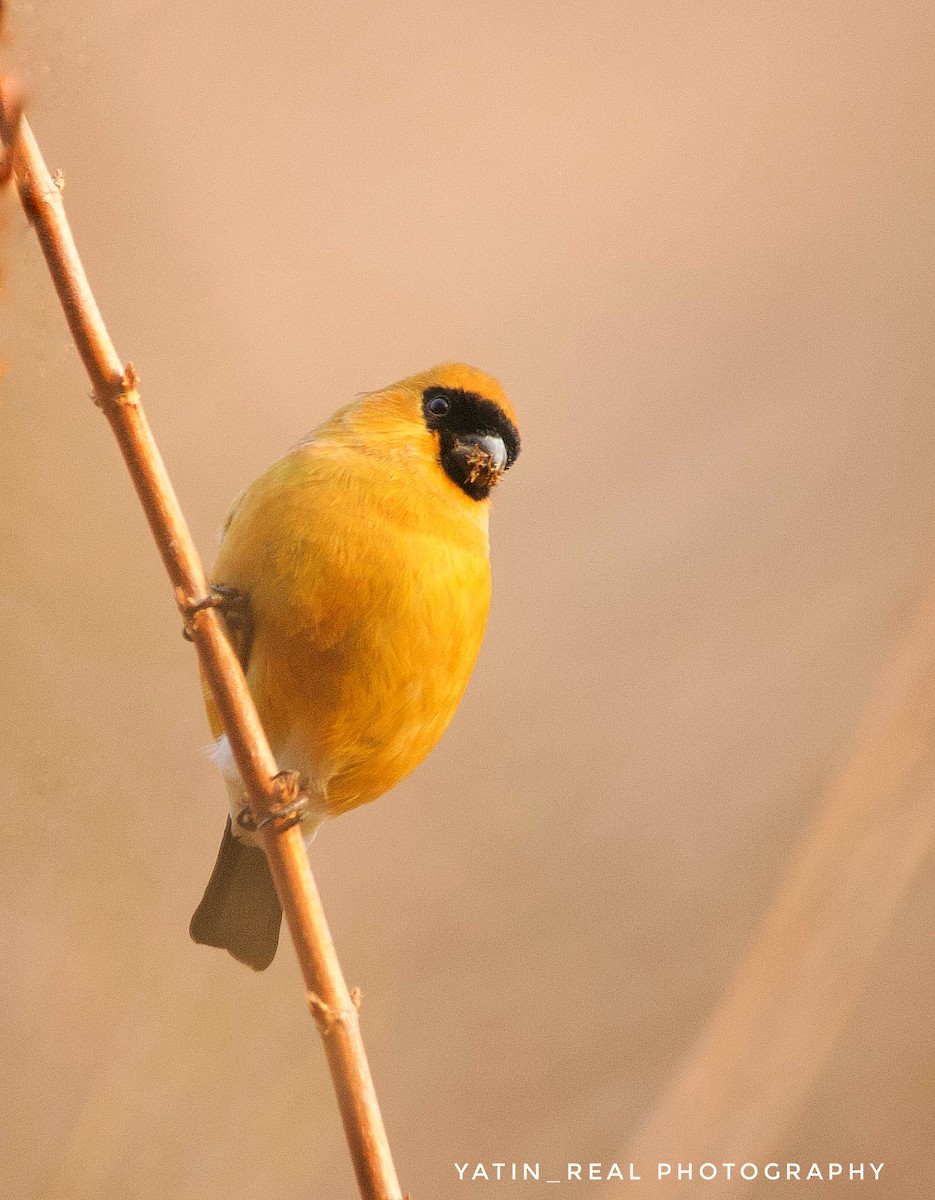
[2,2,934,1196]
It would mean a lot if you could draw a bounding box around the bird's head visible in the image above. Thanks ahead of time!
[415,363,520,501]
[341,363,520,502]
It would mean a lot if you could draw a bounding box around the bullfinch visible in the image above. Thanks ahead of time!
[190,363,520,969]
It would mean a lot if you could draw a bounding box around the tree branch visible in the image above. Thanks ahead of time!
[1,84,404,1200]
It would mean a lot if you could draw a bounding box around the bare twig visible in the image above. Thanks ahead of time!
[616,578,935,1196]
[1,86,403,1200]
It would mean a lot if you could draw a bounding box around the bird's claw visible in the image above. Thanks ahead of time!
[180,583,250,643]
[237,770,309,833]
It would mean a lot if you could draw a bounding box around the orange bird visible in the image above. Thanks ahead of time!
[191,363,520,969]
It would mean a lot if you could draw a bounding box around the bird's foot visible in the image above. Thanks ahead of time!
[237,769,309,834]
[180,583,253,655]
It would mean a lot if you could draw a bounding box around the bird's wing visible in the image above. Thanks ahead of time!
[199,446,358,743]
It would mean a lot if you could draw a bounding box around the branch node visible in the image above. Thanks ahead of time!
[93,364,139,411]
[122,361,140,392]
[307,991,360,1036]
[351,986,363,1011]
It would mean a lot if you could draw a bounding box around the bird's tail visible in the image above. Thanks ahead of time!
[190,816,283,971]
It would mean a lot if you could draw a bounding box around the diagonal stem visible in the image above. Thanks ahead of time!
[1,84,404,1200]
[616,578,935,1197]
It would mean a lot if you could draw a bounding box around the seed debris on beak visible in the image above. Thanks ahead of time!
[452,433,508,491]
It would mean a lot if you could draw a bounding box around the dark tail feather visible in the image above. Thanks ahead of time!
[190,816,283,971]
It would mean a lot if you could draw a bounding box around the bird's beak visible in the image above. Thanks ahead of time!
[473,434,509,473]
[450,433,509,491]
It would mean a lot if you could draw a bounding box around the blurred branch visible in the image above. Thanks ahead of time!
[618,580,935,1195]
[0,85,404,1200]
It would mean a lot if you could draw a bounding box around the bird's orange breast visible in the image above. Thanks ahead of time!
[206,437,492,816]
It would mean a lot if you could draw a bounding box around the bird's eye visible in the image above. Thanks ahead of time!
[427,395,450,417]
